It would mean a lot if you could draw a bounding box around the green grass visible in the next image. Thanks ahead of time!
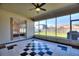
[35,32,67,38]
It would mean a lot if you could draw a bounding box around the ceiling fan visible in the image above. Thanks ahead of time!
[29,3,46,13]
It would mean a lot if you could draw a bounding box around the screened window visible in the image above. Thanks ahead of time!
[71,13,79,20]
[39,20,46,36]
[57,15,70,38]
[34,22,39,35]
[71,13,79,32]
[47,18,55,36]
[72,21,79,32]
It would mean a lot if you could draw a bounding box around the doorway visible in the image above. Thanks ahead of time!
[10,17,27,40]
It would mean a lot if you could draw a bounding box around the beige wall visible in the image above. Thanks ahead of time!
[0,9,34,44]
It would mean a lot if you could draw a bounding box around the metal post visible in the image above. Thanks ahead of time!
[46,19,47,39]
[69,14,72,40]
[70,14,72,32]
[38,21,40,35]
[55,17,57,37]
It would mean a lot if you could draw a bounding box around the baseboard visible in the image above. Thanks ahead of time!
[34,36,79,49]
[1,37,33,45]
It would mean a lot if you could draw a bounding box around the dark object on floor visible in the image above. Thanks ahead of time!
[20,33,25,36]
[0,44,6,49]
[58,45,67,51]
[67,31,79,40]
[13,34,19,37]
[7,44,17,50]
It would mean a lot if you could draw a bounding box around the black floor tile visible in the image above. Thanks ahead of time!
[38,51,45,56]
[38,48,43,51]
[46,51,53,55]
[24,48,29,51]
[30,52,36,56]
[31,48,36,51]
[20,52,28,56]
[45,47,49,50]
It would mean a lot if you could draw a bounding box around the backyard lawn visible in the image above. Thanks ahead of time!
[35,32,67,38]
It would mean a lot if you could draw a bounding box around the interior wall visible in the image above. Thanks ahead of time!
[27,19,34,39]
[0,9,34,44]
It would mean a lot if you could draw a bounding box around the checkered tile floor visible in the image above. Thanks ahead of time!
[0,38,79,56]
[20,40,53,56]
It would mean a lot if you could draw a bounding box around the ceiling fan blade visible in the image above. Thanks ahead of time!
[39,3,46,7]
[40,8,46,11]
[32,3,37,7]
[37,3,39,7]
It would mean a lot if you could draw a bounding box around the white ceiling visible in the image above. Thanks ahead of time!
[0,3,76,19]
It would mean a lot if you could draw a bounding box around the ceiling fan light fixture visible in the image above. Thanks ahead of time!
[36,8,40,11]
